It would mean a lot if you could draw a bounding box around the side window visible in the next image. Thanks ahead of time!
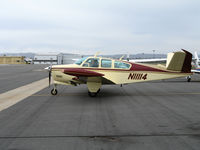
[114,61,130,69]
[83,58,99,67]
[101,59,112,68]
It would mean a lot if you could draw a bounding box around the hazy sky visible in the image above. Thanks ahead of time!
[0,0,200,54]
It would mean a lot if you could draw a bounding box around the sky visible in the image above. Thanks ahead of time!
[0,0,200,55]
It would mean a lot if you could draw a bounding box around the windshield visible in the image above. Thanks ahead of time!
[74,57,88,65]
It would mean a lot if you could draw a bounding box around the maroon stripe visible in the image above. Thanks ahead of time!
[62,68,104,77]
[129,63,167,72]
[53,61,191,73]
[53,67,131,71]
[53,65,167,72]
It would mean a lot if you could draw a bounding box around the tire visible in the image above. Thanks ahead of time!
[187,78,191,82]
[51,89,58,95]
[88,91,97,97]
[97,89,101,93]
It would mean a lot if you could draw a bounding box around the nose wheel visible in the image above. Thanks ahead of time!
[51,84,58,95]
[51,89,58,95]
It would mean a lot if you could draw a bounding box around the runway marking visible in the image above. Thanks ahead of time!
[0,78,49,112]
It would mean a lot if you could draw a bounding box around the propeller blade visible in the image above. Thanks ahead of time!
[48,66,52,87]
[49,70,51,87]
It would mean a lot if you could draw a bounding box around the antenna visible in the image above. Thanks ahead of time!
[119,55,124,60]
[94,52,100,57]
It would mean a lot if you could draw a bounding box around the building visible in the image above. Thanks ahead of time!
[34,53,81,65]
[33,54,58,64]
[57,53,81,64]
[0,56,25,64]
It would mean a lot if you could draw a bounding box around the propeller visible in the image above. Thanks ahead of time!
[48,65,52,87]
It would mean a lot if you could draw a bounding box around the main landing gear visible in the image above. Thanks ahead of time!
[88,89,100,97]
[186,76,191,82]
[51,84,58,95]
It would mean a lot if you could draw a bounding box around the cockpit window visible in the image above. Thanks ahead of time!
[83,58,99,67]
[75,57,88,65]
[101,59,112,68]
[114,61,130,69]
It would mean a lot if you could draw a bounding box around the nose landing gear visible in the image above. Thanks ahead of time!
[51,84,58,95]
[51,89,58,95]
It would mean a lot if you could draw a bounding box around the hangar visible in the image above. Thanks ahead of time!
[33,53,81,64]
[0,56,25,64]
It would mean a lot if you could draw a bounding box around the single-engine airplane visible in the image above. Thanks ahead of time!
[47,49,192,97]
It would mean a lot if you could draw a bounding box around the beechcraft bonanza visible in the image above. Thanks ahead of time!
[47,49,192,97]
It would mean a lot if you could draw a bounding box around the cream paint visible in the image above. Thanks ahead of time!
[52,68,192,85]
[51,63,192,85]
[88,70,192,84]
[87,77,102,92]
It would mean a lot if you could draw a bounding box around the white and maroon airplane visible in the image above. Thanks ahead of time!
[48,49,192,97]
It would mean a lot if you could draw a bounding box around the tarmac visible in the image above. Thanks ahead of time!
[0,64,48,94]
[0,64,200,150]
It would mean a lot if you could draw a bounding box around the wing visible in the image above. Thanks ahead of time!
[62,68,104,77]
[62,68,115,84]
[191,69,200,74]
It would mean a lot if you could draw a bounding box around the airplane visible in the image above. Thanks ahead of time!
[186,51,200,82]
[47,49,192,97]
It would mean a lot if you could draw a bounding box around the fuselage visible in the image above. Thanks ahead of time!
[51,56,192,85]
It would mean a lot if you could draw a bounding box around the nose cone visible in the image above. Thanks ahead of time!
[44,66,51,71]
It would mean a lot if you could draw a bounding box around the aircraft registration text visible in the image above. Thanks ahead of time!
[128,73,147,80]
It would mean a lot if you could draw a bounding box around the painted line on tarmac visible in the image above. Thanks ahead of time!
[0,78,49,112]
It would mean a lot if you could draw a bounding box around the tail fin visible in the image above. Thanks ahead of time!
[194,51,199,68]
[166,49,192,73]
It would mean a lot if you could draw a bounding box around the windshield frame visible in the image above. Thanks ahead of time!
[74,57,88,65]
